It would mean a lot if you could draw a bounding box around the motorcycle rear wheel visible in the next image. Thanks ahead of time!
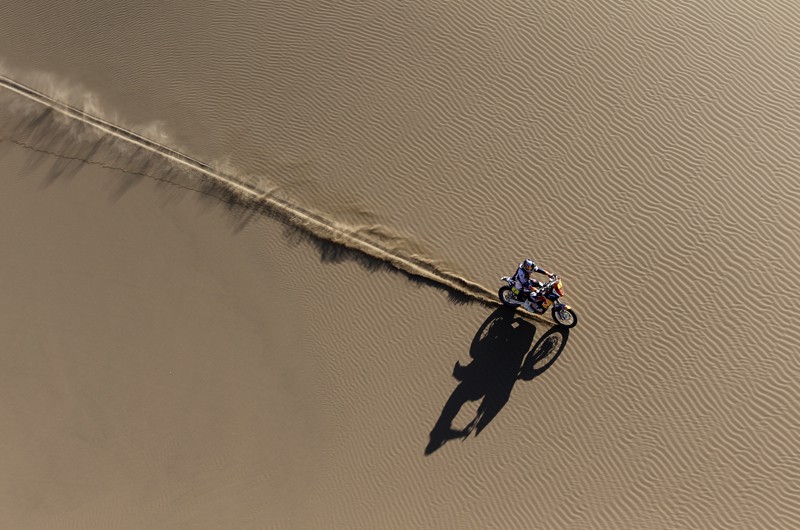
[552,306,578,328]
[498,286,518,308]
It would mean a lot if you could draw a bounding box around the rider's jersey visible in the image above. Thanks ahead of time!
[513,262,546,291]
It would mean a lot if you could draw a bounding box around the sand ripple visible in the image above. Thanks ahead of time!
[2,0,800,527]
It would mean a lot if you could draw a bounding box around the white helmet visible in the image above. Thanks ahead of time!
[522,259,535,273]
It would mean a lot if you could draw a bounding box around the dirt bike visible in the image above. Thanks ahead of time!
[498,274,578,328]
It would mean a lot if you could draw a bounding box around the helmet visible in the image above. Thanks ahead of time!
[522,259,534,273]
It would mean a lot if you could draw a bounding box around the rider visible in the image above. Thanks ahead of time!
[511,258,553,302]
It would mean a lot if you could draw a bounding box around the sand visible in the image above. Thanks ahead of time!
[2,1,799,528]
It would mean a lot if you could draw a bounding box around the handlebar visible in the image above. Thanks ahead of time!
[540,274,560,290]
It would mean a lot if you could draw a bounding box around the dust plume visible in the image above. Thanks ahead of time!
[0,75,508,310]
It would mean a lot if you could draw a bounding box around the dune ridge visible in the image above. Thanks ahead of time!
[0,74,514,311]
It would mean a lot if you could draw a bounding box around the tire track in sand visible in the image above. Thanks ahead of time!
[0,74,520,313]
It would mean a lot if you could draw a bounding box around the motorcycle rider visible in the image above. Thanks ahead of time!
[511,258,554,304]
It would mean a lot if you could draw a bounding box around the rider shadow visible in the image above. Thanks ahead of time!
[425,307,570,455]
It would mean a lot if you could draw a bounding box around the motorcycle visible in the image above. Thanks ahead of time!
[498,274,578,328]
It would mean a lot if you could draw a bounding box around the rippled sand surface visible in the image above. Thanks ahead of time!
[2,1,800,528]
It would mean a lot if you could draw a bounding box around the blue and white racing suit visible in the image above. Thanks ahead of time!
[511,262,547,299]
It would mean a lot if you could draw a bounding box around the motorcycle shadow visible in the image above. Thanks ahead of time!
[425,307,570,455]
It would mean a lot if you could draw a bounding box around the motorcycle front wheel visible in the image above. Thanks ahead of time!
[552,306,578,328]
[498,286,518,308]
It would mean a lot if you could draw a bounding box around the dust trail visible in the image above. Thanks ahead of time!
[0,74,509,309]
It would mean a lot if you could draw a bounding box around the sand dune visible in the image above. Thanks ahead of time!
[2,0,800,527]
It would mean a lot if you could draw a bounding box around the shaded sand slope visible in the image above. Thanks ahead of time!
[2,96,800,528]
[0,140,324,528]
